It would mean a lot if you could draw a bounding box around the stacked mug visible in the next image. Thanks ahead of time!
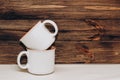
[17,20,58,75]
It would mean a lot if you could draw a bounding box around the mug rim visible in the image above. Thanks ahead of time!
[27,46,56,51]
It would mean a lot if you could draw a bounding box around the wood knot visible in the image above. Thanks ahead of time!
[85,19,106,41]
[76,44,95,63]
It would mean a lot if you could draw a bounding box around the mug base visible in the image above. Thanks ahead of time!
[28,70,55,76]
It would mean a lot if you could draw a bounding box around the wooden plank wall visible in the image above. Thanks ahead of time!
[0,0,120,64]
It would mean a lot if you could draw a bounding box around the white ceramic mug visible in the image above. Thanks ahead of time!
[17,47,55,75]
[20,20,58,50]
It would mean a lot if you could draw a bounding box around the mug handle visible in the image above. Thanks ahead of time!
[43,20,58,37]
[17,51,28,69]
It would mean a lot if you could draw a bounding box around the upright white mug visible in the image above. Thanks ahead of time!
[17,47,55,75]
[20,20,58,50]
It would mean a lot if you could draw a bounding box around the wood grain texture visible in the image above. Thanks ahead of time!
[0,41,120,64]
[0,0,120,64]
[0,0,119,19]
[0,19,120,64]
[0,20,120,41]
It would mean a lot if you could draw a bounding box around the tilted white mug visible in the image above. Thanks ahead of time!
[17,47,55,75]
[20,20,58,50]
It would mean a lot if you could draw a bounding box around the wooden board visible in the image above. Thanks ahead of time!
[0,0,120,20]
[0,20,120,41]
[0,41,120,64]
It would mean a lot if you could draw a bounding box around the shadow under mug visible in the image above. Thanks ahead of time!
[20,20,58,50]
[17,47,55,75]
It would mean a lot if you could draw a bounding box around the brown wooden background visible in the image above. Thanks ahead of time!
[0,0,120,64]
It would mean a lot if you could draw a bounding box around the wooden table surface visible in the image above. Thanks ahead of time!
[0,0,120,64]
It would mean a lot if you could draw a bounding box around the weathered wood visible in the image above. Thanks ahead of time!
[0,0,119,19]
[0,20,120,41]
[0,41,120,64]
[56,41,120,63]
[0,0,120,64]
